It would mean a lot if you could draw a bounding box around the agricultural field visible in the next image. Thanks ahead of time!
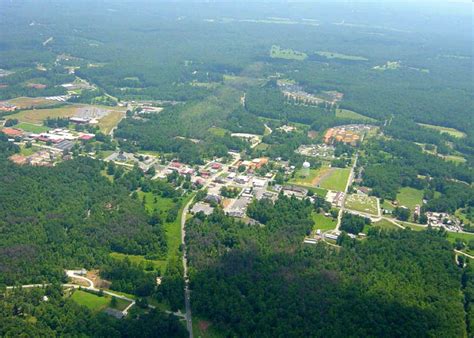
[16,122,50,133]
[270,45,307,60]
[418,123,466,138]
[312,212,337,231]
[315,51,368,61]
[335,108,376,122]
[396,187,424,210]
[318,168,351,192]
[345,194,379,215]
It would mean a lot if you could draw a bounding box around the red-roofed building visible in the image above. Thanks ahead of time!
[211,162,222,170]
[1,127,23,137]
[79,134,94,141]
[170,161,183,168]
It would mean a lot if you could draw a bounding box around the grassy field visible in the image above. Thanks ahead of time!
[418,123,466,138]
[8,105,80,124]
[345,194,379,215]
[335,109,376,122]
[3,97,64,109]
[19,144,40,156]
[110,252,163,270]
[312,212,337,231]
[318,168,351,192]
[98,110,124,134]
[71,290,131,312]
[364,219,400,233]
[16,122,50,133]
[270,45,307,60]
[446,231,474,244]
[208,127,228,137]
[442,155,466,164]
[396,187,424,210]
[70,290,110,312]
[316,51,368,61]
[289,167,327,186]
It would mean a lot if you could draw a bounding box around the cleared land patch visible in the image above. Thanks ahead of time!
[289,166,330,187]
[396,187,423,210]
[336,108,376,122]
[418,123,466,138]
[312,212,337,231]
[3,97,64,109]
[270,45,307,60]
[315,51,368,61]
[71,290,131,313]
[345,194,379,215]
[98,110,124,134]
[318,167,351,192]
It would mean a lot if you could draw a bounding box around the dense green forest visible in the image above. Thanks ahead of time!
[186,197,466,337]
[0,285,186,337]
[0,135,167,285]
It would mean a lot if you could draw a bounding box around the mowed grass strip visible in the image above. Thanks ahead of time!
[418,123,466,138]
[318,168,350,192]
[98,110,125,134]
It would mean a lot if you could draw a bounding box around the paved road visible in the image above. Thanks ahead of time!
[181,197,195,338]
[336,154,358,231]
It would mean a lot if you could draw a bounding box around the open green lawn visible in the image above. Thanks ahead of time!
[110,252,163,271]
[19,145,39,156]
[372,219,400,231]
[289,167,326,186]
[316,51,368,61]
[446,231,474,244]
[71,290,131,312]
[345,194,379,215]
[335,109,376,122]
[16,122,50,133]
[318,168,351,192]
[270,45,307,60]
[208,127,228,137]
[418,123,466,138]
[312,212,337,231]
[70,290,110,312]
[382,200,395,212]
[396,187,424,210]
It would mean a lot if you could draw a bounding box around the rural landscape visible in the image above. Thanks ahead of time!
[0,1,473,337]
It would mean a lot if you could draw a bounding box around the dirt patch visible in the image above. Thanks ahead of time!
[198,320,211,332]
[311,167,333,186]
[87,269,111,289]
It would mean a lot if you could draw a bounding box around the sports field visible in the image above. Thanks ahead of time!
[318,168,351,192]
[7,105,79,124]
[345,194,379,215]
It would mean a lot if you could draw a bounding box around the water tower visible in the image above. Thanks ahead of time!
[302,160,311,178]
